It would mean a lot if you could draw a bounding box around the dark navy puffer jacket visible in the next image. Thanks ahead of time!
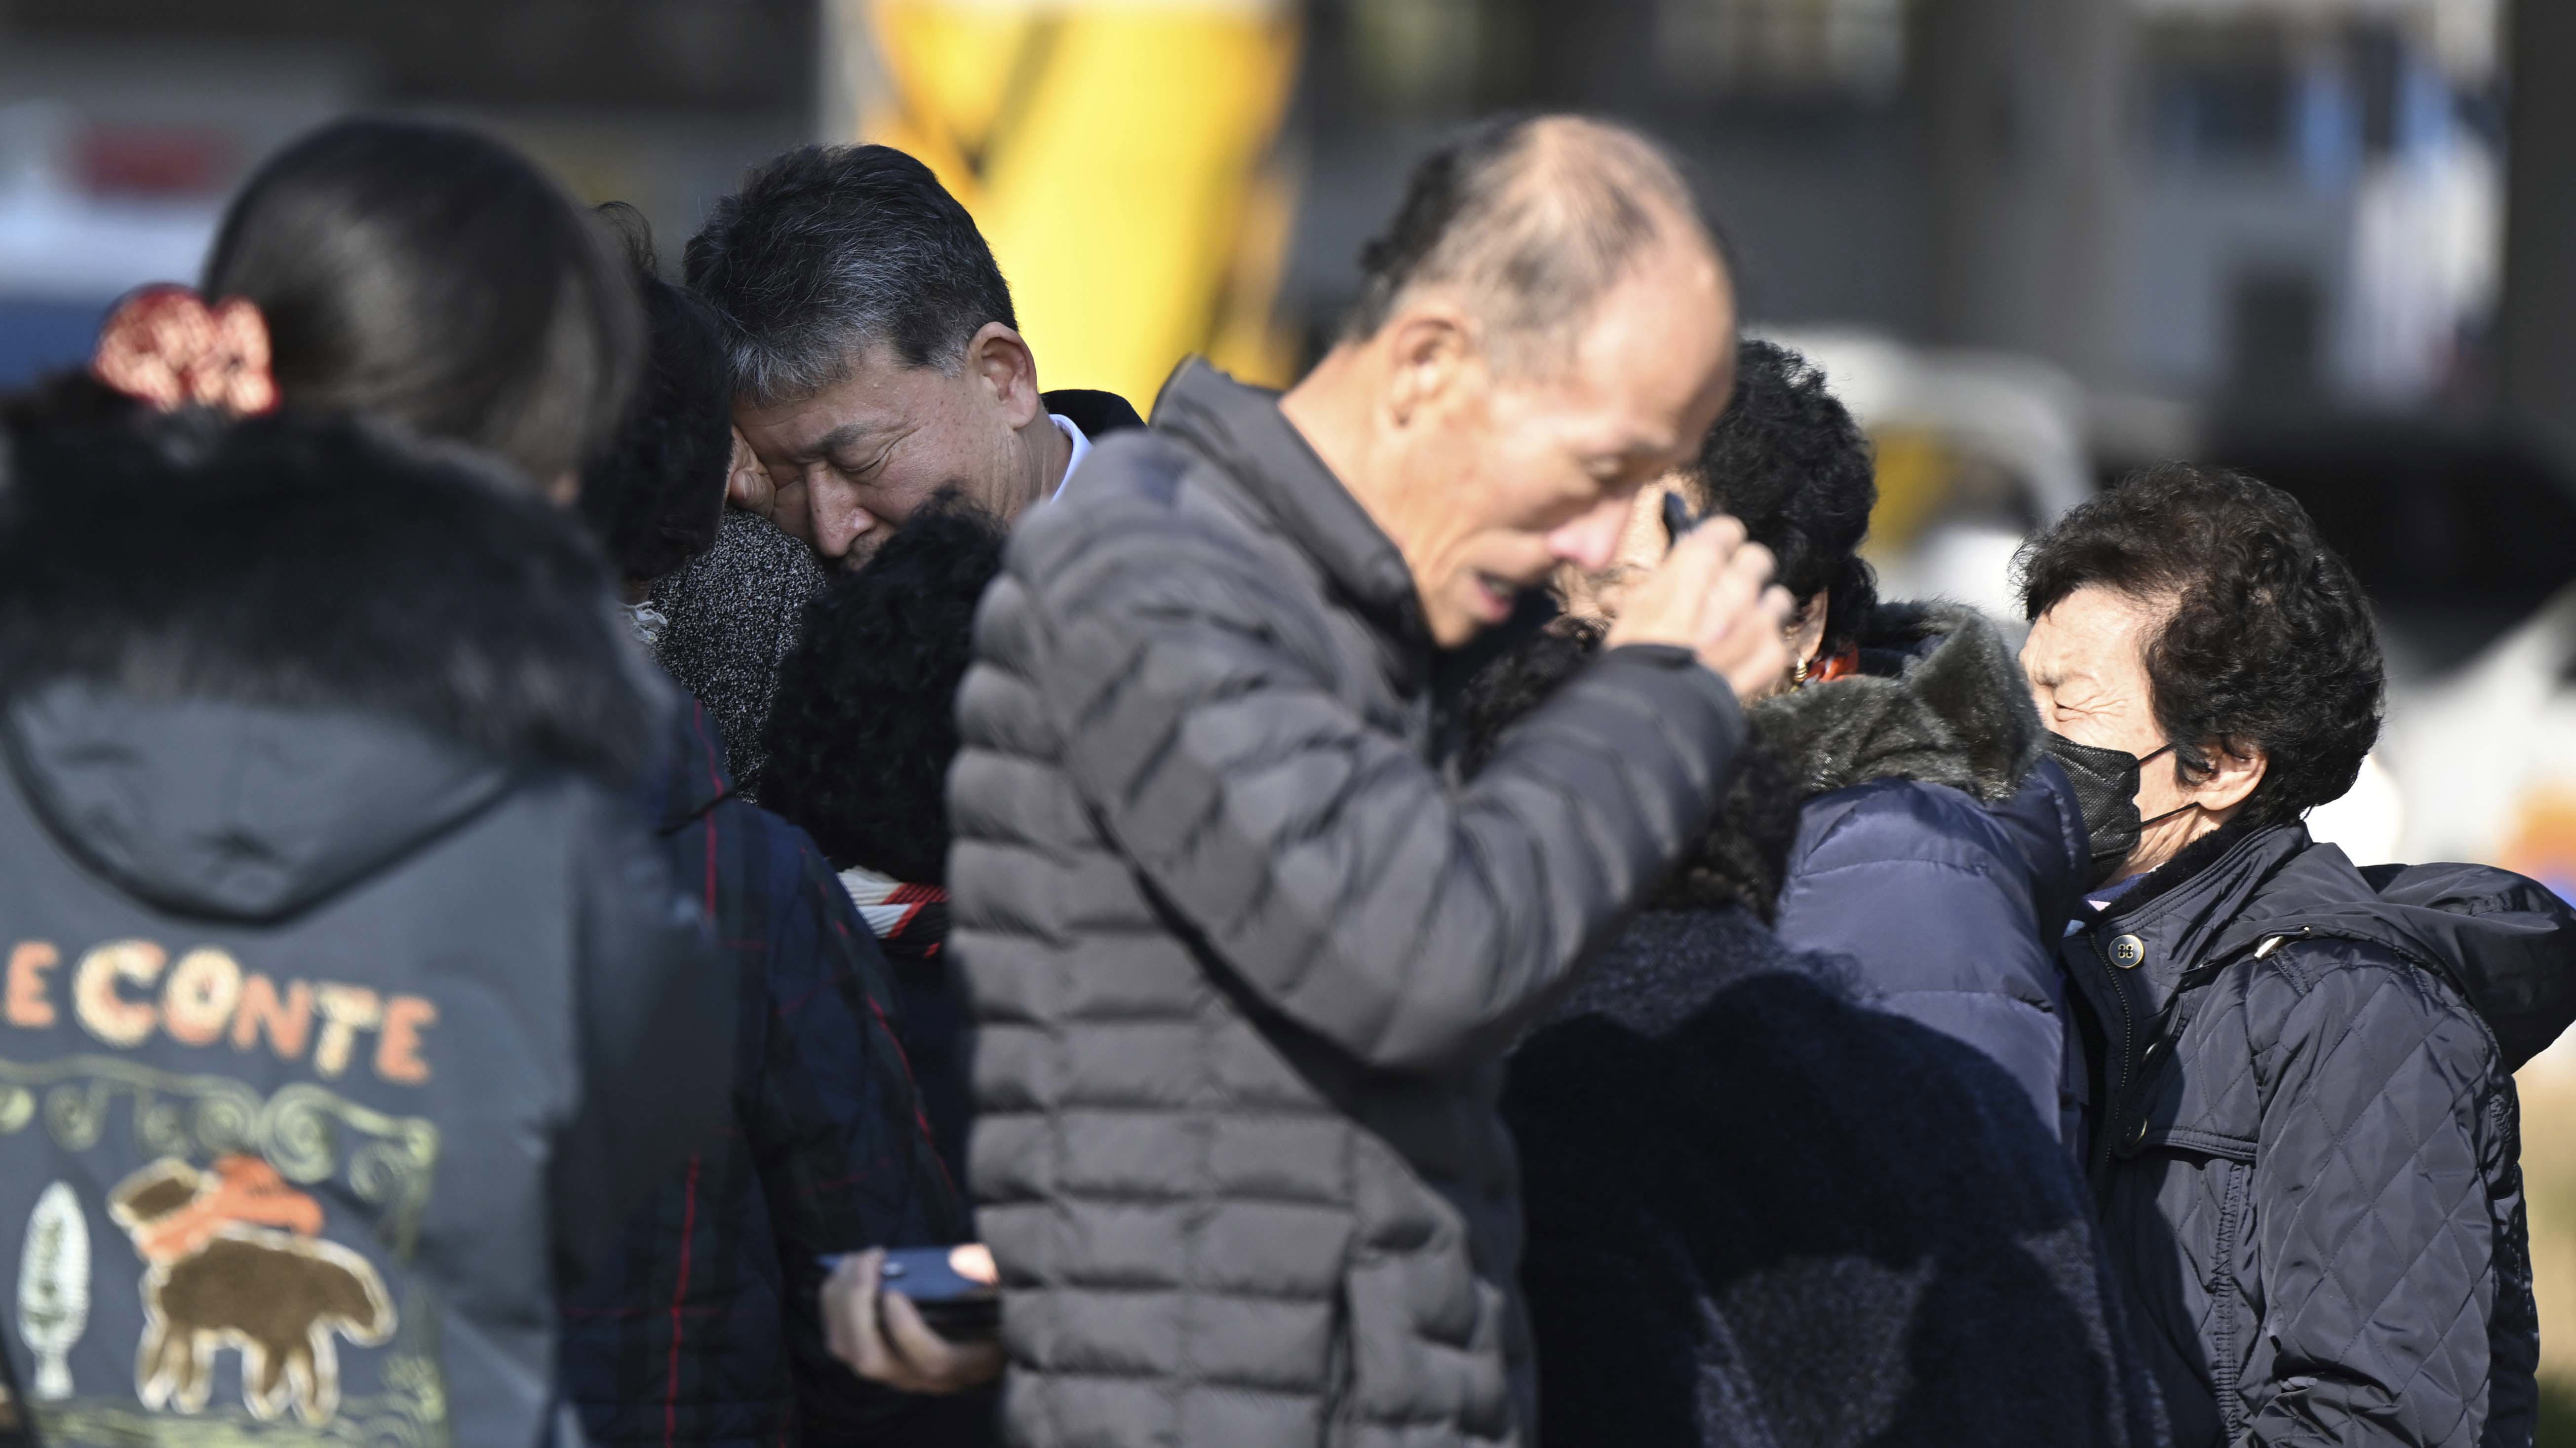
[2071,821,2576,1447]
[1755,602,2090,1142]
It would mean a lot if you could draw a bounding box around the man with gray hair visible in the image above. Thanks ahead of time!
[827,114,1794,1447]
[650,143,1141,790]
[685,143,1140,570]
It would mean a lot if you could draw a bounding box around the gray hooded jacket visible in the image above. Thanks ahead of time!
[0,411,731,1448]
[948,361,1748,1448]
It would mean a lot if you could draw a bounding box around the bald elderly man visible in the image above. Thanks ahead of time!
[830,115,1794,1448]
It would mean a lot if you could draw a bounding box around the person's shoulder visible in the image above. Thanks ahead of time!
[1795,774,2016,873]
[1805,774,1991,830]
[1047,425,1202,512]
[1560,908,1853,1033]
[702,789,823,872]
[1042,386,1144,440]
[2236,928,2492,1069]
[1012,428,1289,601]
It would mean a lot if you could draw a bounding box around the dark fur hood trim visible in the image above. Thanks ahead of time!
[1750,600,2043,807]
[0,406,652,780]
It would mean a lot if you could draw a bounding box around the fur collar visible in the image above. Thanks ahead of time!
[1751,601,2043,807]
[0,405,653,780]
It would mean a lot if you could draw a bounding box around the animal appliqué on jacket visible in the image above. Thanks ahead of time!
[105,1154,394,1425]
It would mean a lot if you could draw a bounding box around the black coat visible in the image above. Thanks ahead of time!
[2070,822,2576,1447]
[558,700,968,1448]
[1505,909,2169,1448]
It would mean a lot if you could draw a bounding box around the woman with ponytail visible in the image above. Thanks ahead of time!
[79,115,639,494]
[0,119,731,1448]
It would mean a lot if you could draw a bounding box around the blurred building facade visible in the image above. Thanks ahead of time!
[0,0,2530,424]
[0,0,2566,883]
[3,0,2575,1416]
[0,0,818,384]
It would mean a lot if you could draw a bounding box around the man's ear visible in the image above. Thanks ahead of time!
[2187,744,2268,818]
[1380,304,1478,429]
[725,426,768,511]
[968,322,1044,429]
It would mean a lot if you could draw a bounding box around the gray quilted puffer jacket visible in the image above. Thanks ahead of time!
[948,361,1748,1448]
[2069,820,2576,1448]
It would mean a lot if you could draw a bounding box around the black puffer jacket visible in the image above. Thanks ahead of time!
[0,409,731,1448]
[2070,821,2576,1447]
[949,361,1748,1448]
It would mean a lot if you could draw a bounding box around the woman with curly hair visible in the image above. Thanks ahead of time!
[2020,464,2576,1447]
[1562,337,2093,1143]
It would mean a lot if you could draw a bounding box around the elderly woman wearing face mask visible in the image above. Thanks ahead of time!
[2019,462,2576,1448]
[1568,340,2094,1145]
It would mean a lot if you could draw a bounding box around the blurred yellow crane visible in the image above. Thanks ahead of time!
[829,0,1304,409]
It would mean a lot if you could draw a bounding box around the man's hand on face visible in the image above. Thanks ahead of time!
[1603,514,1797,701]
[726,424,814,543]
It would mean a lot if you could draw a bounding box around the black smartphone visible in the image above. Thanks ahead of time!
[1660,491,1699,550]
[820,1245,1001,1340]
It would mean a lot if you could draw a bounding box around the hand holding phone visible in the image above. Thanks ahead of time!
[880,1244,1000,1339]
[1661,490,1698,550]
[820,1245,1005,1394]
[1605,502,1796,699]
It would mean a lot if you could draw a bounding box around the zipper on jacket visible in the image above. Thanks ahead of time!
[2210,1159,2252,1439]
[2087,927,2137,1180]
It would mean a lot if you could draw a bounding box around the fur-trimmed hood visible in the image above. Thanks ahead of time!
[0,406,657,918]
[1751,600,2044,807]
[1459,602,2050,922]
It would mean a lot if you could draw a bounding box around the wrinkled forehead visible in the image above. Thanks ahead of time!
[734,345,955,448]
[1561,247,1734,419]
[2029,585,2175,677]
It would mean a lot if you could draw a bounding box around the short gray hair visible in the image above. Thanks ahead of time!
[1343,115,1709,367]
[684,143,1018,406]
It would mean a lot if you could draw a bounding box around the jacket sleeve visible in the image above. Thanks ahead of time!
[551,787,737,1288]
[2244,947,2501,1447]
[755,836,974,1438]
[992,520,1744,1075]
[1771,783,2067,1139]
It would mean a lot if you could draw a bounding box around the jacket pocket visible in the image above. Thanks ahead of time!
[2112,1132,2255,1448]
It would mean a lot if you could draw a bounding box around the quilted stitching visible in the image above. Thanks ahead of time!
[2078,828,2528,1448]
[952,370,1748,1448]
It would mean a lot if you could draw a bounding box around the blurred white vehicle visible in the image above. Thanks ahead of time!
[1756,326,2095,629]
[2383,584,2576,905]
